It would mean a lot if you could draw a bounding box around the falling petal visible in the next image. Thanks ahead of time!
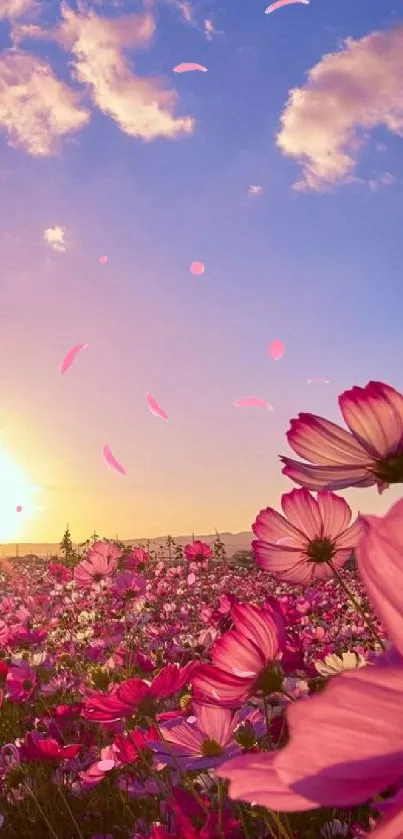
[265,0,309,13]
[60,343,88,375]
[173,63,208,73]
[234,397,274,411]
[16,505,22,513]
[307,378,330,384]
[187,572,196,585]
[268,339,285,361]
[97,759,115,772]
[99,255,108,265]
[146,393,169,421]
[190,261,205,275]
[103,445,126,476]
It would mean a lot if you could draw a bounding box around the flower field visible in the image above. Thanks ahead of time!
[0,379,402,839]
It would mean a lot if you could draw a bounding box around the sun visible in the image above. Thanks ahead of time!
[0,449,39,542]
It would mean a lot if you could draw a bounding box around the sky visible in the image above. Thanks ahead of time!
[0,0,402,544]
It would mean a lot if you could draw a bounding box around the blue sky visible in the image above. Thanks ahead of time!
[0,0,402,542]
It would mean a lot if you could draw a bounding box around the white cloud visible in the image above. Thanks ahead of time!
[276,26,403,191]
[15,3,195,142]
[248,184,263,196]
[0,51,90,156]
[43,226,67,251]
[204,18,223,40]
[0,0,36,20]
[368,171,395,191]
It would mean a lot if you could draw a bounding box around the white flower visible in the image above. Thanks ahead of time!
[315,651,366,678]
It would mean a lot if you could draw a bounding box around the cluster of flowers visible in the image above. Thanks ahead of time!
[0,380,402,839]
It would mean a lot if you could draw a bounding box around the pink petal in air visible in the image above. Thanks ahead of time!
[60,343,88,374]
[146,393,168,421]
[103,445,126,476]
[187,573,196,586]
[99,256,108,264]
[234,398,274,411]
[16,505,22,513]
[174,63,208,73]
[265,0,309,13]
[190,261,205,276]
[268,340,285,361]
[307,378,330,385]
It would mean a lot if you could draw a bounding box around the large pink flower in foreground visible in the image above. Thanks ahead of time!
[252,488,362,583]
[217,498,403,838]
[281,381,403,494]
[192,601,286,707]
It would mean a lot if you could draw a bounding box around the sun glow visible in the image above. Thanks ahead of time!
[0,449,39,542]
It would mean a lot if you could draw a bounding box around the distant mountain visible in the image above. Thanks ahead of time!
[0,532,254,559]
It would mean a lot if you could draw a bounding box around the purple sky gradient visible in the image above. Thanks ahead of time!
[0,0,402,542]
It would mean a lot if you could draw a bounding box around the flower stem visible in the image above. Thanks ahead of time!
[327,561,385,650]
[23,783,60,839]
[262,696,273,750]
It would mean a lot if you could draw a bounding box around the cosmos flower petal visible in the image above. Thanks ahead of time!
[357,499,403,657]
[211,631,264,675]
[274,666,403,806]
[230,603,284,660]
[339,382,403,459]
[316,491,352,536]
[280,488,321,539]
[252,506,306,544]
[192,665,251,707]
[216,753,318,810]
[281,458,375,491]
[285,413,371,465]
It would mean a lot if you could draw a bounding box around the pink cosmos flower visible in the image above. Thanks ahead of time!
[114,572,146,599]
[216,497,403,838]
[192,601,286,707]
[6,661,36,703]
[184,541,213,570]
[84,662,197,722]
[149,703,250,771]
[74,541,120,587]
[124,547,150,569]
[252,488,362,584]
[20,732,81,762]
[281,381,403,494]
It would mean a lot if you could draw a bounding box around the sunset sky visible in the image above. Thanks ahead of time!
[0,0,402,544]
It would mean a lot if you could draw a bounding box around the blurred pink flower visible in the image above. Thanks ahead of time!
[75,541,120,587]
[6,661,36,703]
[124,547,150,569]
[281,381,403,493]
[184,541,213,569]
[217,497,403,838]
[252,488,362,584]
[20,732,81,762]
[192,601,286,707]
[114,572,146,599]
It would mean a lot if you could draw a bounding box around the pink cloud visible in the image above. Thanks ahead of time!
[0,0,36,20]
[276,26,403,191]
[0,51,90,156]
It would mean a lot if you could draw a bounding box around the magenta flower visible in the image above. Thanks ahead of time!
[149,703,247,771]
[281,381,403,493]
[252,488,362,584]
[6,661,36,703]
[192,601,286,707]
[184,541,213,568]
[114,572,146,599]
[20,732,81,762]
[217,497,403,838]
[74,541,120,587]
